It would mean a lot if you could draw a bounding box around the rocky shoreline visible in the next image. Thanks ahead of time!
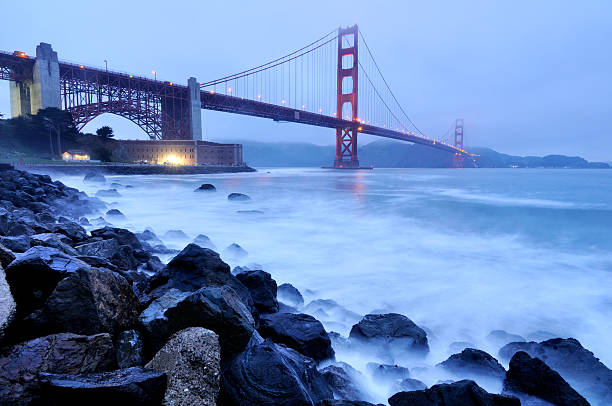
[13,163,255,176]
[0,167,610,405]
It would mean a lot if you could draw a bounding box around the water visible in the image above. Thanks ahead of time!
[57,167,612,399]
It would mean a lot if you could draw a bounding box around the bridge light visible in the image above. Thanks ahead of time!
[282,99,286,104]
[79,65,84,69]
[257,94,262,99]
[17,52,27,58]
[129,75,133,78]
[301,104,305,109]
[169,82,173,86]
[319,108,323,113]
[210,90,214,94]
[227,87,232,92]
[357,126,363,131]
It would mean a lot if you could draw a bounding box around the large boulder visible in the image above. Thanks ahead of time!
[53,219,88,242]
[236,269,278,314]
[115,330,144,368]
[0,333,116,404]
[258,312,334,361]
[227,192,250,201]
[40,367,166,405]
[21,267,140,338]
[83,172,106,183]
[221,339,333,405]
[31,233,78,256]
[192,234,216,249]
[75,239,139,270]
[349,313,429,362]
[139,286,254,356]
[388,380,520,406]
[0,242,16,268]
[0,264,16,340]
[148,244,254,311]
[223,243,248,260]
[503,351,589,406]
[499,338,612,405]
[486,330,525,349]
[146,327,221,406]
[5,246,91,316]
[321,362,372,402]
[437,348,506,381]
[278,283,304,308]
[366,362,411,383]
[90,227,143,251]
[0,234,30,252]
[195,183,216,192]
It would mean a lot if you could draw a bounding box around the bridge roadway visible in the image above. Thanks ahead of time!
[0,50,469,158]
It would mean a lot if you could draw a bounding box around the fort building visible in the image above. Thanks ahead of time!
[119,140,243,166]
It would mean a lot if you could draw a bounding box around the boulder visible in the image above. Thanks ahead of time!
[83,172,106,183]
[0,264,16,340]
[21,267,140,337]
[0,234,30,252]
[0,333,116,404]
[236,269,278,313]
[139,285,254,356]
[388,380,520,406]
[40,367,166,405]
[278,282,304,307]
[90,227,143,251]
[503,351,589,406]
[146,327,221,406]
[115,330,144,368]
[106,208,126,218]
[258,312,334,361]
[192,234,216,249]
[305,299,361,329]
[349,314,429,361]
[366,362,411,383]
[195,183,216,192]
[137,229,163,246]
[438,348,506,381]
[221,339,333,405]
[448,341,476,354]
[321,362,372,402]
[486,330,526,348]
[31,233,77,255]
[75,239,139,270]
[96,188,122,198]
[223,242,248,260]
[499,338,612,405]
[227,192,251,201]
[317,401,380,406]
[0,242,16,268]
[163,229,189,240]
[5,246,91,316]
[53,219,88,242]
[391,378,428,393]
[0,207,9,234]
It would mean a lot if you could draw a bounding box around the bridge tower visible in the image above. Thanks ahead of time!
[453,118,464,167]
[334,24,359,169]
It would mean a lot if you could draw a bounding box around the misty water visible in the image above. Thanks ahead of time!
[59,167,612,402]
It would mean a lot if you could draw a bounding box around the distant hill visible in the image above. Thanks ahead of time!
[220,139,609,169]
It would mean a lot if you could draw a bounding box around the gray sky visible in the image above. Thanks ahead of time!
[1,0,611,160]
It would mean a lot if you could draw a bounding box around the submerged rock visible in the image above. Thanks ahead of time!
[391,378,428,393]
[146,327,221,406]
[192,234,216,249]
[278,282,304,307]
[236,270,278,314]
[163,229,189,240]
[223,243,248,260]
[96,188,122,198]
[388,380,519,406]
[321,362,372,402]
[83,172,106,183]
[366,362,411,383]
[106,208,126,218]
[486,330,526,349]
[227,192,251,201]
[438,348,506,381]
[195,183,216,192]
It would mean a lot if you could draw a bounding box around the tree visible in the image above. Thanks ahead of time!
[96,126,114,138]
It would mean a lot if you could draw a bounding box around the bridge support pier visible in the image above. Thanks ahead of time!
[334,127,359,168]
[188,77,202,141]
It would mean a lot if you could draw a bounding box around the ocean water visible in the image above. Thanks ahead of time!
[58,167,612,400]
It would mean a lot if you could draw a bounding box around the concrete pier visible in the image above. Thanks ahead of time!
[188,77,202,141]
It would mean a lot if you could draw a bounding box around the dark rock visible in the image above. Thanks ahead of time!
[7,222,35,236]
[236,209,264,214]
[136,229,163,246]
[0,332,116,404]
[110,182,123,188]
[221,339,333,405]
[258,312,334,361]
[40,367,166,405]
[139,285,255,356]
[115,330,144,368]
[22,267,140,337]
[321,362,372,402]
[96,188,122,198]
[84,172,106,183]
[223,242,248,259]
[503,351,589,406]
[227,192,251,201]
[438,348,506,381]
[236,269,278,313]
[317,401,380,406]
[53,219,87,242]
[106,208,126,218]
[146,327,221,405]
[526,331,559,342]
[125,185,134,189]
[0,207,9,234]
[192,234,216,249]
[366,362,411,382]
[0,243,15,268]
[278,282,304,307]
[31,233,78,255]
[388,380,520,406]
[163,229,189,240]
[195,183,216,192]
[76,255,118,271]
[0,234,30,252]
[391,378,428,393]
[349,313,429,361]
[499,338,611,405]
[75,239,139,270]
[486,330,526,348]
[0,263,16,340]
[5,246,91,316]
[279,301,299,313]
[90,227,143,251]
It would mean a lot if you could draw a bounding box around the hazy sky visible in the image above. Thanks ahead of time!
[1,1,611,160]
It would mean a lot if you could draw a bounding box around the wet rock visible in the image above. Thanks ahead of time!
[279,301,299,313]
[0,234,30,252]
[115,330,144,368]
[7,222,35,236]
[76,255,118,271]
[137,229,163,246]
[0,264,16,340]
[146,327,221,406]
[448,341,476,354]
[110,182,123,188]
[321,362,372,402]
[329,332,351,352]
[106,208,126,218]
[96,188,122,198]
[31,233,77,255]
[526,331,559,342]
[22,267,140,337]
[259,312,334,361]
[90,227,143,251]
[388,380,520,406]
[366,362,411,382]
[237,209,264,214]
[53,219,88,242]
[163,229,189,240]
[192,233,216,249]
[278,282,304,307]
[139,285,254,356]
[40,367,166,405]
[0,332,116,404]
[195,183,217,192]
[438,348,506,381]
[503,351,589,406]
[84,172,106,183]
[349,313,429,361]
[236,269,278,313]
[227,192,251,201]
[223,242,248,260]
[499,338,612,405]
[0,207,9,234]
[75,238,139,270]
[391,378,428,393]
[221,339,332,405]
[5,246,91,316]
[305,299,361,328]
[0,243,15,269]
[486,330,526,348]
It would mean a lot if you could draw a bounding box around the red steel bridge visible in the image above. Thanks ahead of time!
[0,25,470,168]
